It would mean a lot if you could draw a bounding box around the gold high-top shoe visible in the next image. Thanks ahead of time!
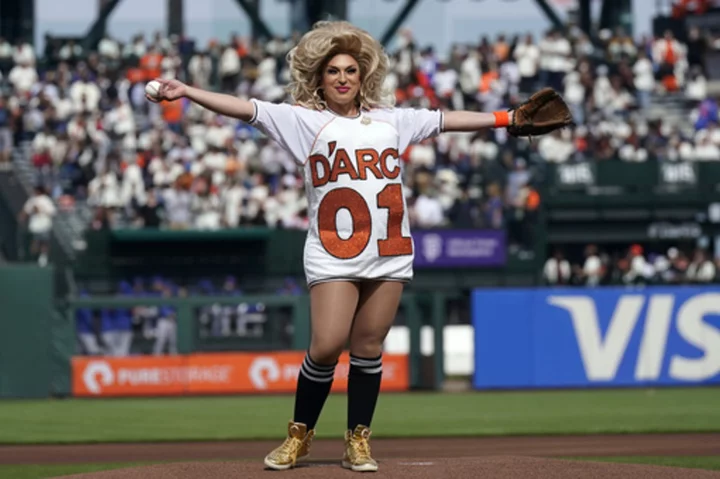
[342,425,378,472]
[263,420,315,470]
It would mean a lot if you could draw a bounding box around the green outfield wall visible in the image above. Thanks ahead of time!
[0,266,452,397]
[0,265,56,398]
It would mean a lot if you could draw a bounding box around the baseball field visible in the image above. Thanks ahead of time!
[0,387,719,478]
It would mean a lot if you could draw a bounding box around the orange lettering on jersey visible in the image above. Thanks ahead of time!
[379,148,400,179]
[355,149,382,180]
[329,149,360,182]
[310,154,331,187]
[327,141,337,157]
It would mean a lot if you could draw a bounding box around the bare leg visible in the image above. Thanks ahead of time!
[293,281,359,429]
[347,281,404,430]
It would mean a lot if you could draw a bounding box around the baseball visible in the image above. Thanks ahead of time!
[145,80,162,100]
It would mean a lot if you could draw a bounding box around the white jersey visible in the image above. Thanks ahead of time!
[249,99,443,286]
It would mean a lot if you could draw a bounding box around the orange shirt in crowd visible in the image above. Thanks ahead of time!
[161,99,183,124]
[236,41,248,59]
[140,52,163,81]
[664,44,677,65]
[126,68,145,83]
[526,189,540,211]
[494,41,510,63]
[480,70,499,93]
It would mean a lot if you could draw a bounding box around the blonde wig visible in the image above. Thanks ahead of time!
[286,21,395,111]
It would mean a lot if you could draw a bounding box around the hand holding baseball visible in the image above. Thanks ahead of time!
[145,78,188,103]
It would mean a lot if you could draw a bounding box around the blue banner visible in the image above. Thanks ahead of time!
[412,230,506,268]
[472,286,720,389]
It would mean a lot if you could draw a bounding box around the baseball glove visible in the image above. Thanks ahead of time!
[506,88,574,138]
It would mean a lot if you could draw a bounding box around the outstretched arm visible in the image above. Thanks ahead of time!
[146,79,255,123]
[444,88,574,137]
[442,110,513,133]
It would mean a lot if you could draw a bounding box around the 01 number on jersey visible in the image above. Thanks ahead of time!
[318,184,412,259]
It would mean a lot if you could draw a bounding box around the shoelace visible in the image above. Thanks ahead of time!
[350,436,372,460]
[272,436,302,459]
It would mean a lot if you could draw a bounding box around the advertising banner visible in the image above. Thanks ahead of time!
[412,229,506,268]
[471,286,720,389]
[555,162,596,187]
[72,352,409,397]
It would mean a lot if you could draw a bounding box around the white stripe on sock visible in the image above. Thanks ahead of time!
[301,357,336,383]
[300,364,335,383]
[350,356,382,368]
[350,356,383,374]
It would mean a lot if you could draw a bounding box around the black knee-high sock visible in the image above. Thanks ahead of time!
[347,354,383,431]
[293,353,336,430]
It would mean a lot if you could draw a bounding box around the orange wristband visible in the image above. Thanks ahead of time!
[493,111,510,128]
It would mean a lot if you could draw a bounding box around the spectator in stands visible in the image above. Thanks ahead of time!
[483,182,505,230]
[514,34,540,94]
[686,26,708,74]
[686,248,717,283]
[76,289,101,355]
[543,249,572,285]
[8,56,37,95]
[18,185,55,266]
[411,178,445,229]
[278,276,303,295]
[446,188,480,229]
[539,29,571,92]
[577,244,604,287]
[188,50,212,89]
[685,65,707,103]
[134,188,162,228]
[153,285,178,356]
[693,97,718,131]
[163,176,193,229]
[0,37,14,75]
[622,244,654,285]
[652,30,686,93]
[107,281,134,357]
[633,50,655,110]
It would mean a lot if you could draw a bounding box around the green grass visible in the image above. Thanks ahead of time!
[3,457,720,478]
[571,456,720,471]
[1,388,719,444]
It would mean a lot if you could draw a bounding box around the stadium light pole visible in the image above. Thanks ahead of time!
[81,0,122,51]
[380,0,420,47]
[167,0,184,37]
[233,0,274,40]
[532,0,566,33]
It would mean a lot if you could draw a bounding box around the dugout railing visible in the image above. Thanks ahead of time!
[62,291,451,391]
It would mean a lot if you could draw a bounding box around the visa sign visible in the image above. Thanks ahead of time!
[472,287,720,389]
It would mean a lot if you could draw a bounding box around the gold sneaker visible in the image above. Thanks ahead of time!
[263,420,315,470]
[342,425,378,472]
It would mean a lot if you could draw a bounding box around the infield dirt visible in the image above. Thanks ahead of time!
[1,433,719,478]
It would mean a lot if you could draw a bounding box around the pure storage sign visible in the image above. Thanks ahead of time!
[72,352,409,397]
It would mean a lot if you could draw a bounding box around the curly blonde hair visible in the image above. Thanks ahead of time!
[286,21,395,111]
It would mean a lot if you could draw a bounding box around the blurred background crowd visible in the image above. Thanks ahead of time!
[7,14,715,246]
[543,242,720,286]
[2,0,719,283]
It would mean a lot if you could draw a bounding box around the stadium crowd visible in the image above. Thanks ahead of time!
[4,10,710,355]
[3,13,717,267]
[543,243,720,286]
